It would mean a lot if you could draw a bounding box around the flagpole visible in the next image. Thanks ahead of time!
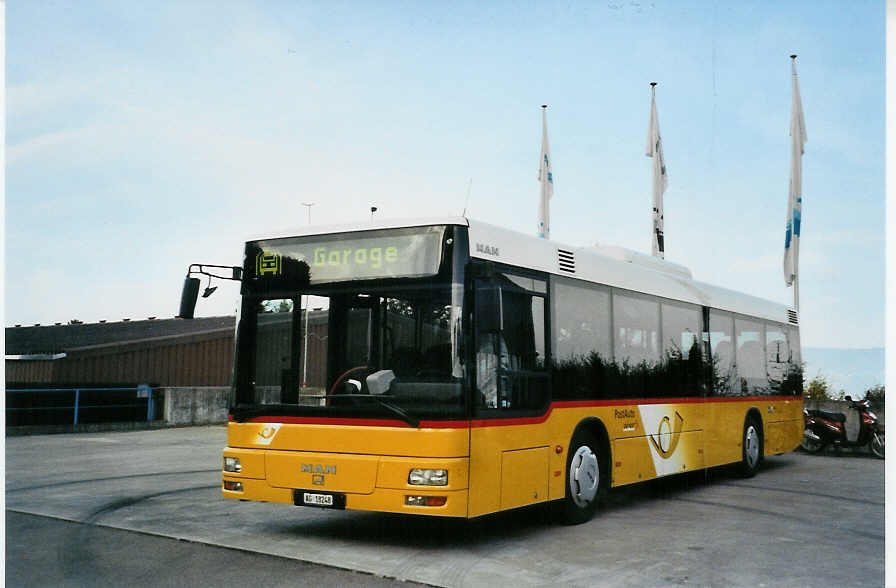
[646,81,666,259]
[790,54,800,315]
[301,202,314,389]
[650,82,658,257]
[538,104,551,239]
[541,104,548,240]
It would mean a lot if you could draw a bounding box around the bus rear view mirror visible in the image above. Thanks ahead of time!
[178,276,201,319]
[475,286,502,333]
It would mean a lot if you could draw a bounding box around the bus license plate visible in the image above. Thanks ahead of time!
[303,492,333,506]
[294,489,345,509]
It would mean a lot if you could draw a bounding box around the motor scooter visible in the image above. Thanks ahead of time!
[802,396,884,458]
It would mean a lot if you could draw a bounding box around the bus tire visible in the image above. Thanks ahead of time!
[738,417,763,477]
[557,429,603,525]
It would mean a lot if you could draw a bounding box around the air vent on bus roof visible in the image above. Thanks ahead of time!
[787,309,799,325]
[592,245,692,280]
[558,248,576,273]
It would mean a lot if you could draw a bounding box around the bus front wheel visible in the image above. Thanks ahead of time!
[557,430,603,525]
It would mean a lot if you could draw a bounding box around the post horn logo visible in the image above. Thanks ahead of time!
[649,411,684,459]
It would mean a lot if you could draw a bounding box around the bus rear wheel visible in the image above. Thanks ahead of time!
[557,430,603,525]
[738,418,763,477]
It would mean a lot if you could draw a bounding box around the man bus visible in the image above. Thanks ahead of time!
[202,217,802,524]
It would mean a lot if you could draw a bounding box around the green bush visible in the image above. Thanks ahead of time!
[864,385,884,411]
[805,375,833,402]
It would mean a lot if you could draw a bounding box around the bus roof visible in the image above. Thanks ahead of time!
[246,216,469,242]
[248,216,795,326]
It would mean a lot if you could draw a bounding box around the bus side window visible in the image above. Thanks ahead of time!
[613,292,660,367]
[551,279,611,401]
[499,288,547,410]
[709,310,735,397]
[660,301,702,398]
[475,273,548,413]
[735,318,766,395]
[765,323,789,391]
[474,283,504,408]
[613,291,660,398]
[789,326,801,366]
[783,325,804,396]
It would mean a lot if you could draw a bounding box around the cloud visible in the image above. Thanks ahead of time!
[7,126,90,164]
[7,78,86,118]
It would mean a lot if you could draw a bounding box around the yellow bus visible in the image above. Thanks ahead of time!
[216,217,803,523]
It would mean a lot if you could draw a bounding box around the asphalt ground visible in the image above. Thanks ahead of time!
[6,511,422,587]
[6,426,885,587]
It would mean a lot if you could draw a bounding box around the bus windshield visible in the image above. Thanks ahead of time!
[232,226,466,424]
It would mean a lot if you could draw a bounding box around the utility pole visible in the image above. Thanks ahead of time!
[301,202,314,225]
[300,202,315,389]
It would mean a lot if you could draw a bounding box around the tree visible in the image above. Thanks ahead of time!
[864,384,884,411]
[805,375,833,402]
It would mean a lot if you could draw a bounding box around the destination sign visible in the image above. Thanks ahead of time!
[247,226,445,288]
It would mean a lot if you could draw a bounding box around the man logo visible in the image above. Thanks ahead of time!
[312,474,325,486]
[302,464,336,475]
[649,411,684,459]
[475,243,499,256]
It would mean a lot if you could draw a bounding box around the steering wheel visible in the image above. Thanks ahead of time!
[329,365,371,396]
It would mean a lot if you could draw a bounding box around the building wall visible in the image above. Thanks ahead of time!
[6,360,54,383]
[164,386,231,425]
[7,329,235,387]
[6,311,330,390]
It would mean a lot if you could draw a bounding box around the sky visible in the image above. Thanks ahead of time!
[5,0,885,350]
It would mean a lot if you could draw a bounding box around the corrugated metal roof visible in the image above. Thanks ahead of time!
[5,316,236,355]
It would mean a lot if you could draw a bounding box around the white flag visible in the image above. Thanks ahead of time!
[645,86,667,258]
[537,106,554,239]
[783,58,807,286]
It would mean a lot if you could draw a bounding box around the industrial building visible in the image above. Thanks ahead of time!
[6,316,236,387]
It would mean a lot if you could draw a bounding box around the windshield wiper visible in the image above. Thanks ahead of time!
[316,394,420,428]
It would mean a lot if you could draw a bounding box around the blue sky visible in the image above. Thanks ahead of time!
[5,1,885,349]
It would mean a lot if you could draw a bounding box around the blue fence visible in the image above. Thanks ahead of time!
[6,386,157,426]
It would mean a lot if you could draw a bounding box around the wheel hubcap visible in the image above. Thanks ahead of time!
[569,445,599,507]
[745,425,759,468]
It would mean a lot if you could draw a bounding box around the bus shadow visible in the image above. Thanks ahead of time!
[277,504,555,549]
[276,461,800,548]
[603,468,713,511]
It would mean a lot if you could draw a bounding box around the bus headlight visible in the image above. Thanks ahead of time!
[408,468,447,486]
[224,457,242,473]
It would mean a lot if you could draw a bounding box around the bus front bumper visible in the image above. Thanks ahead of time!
[221,447,469,517]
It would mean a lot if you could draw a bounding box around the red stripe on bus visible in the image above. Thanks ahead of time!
[243,415,416,427]
[237,395,799,429]
[553,395,798,408]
